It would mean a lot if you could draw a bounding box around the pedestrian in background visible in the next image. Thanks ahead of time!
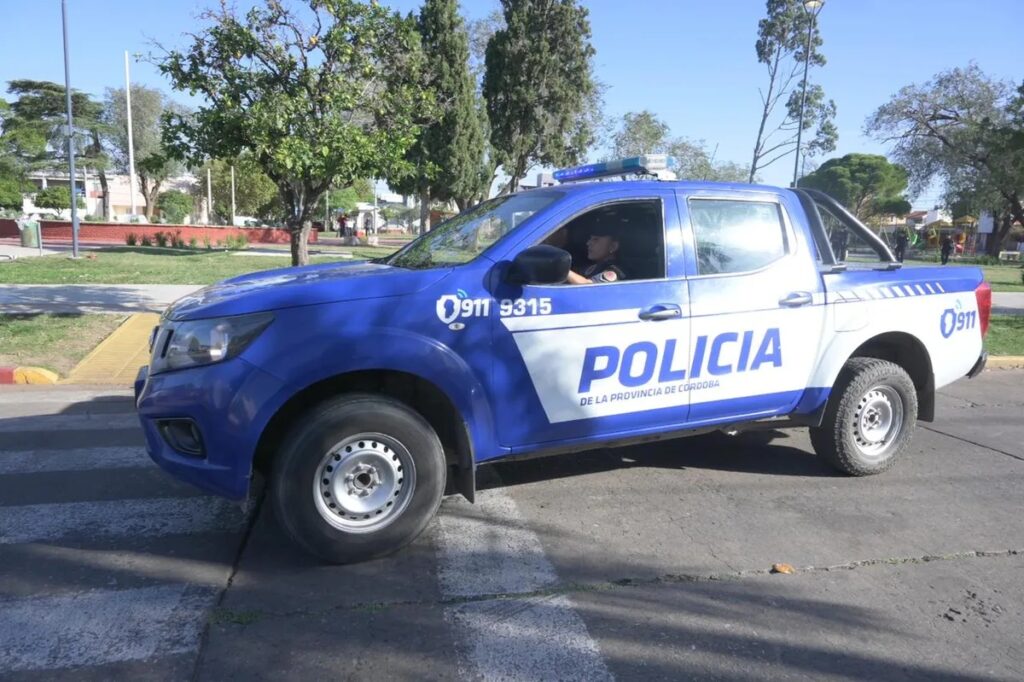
[940,234,954,265]
[895,228,908,263]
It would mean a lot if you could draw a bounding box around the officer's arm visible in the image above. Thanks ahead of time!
[565,270,589,284]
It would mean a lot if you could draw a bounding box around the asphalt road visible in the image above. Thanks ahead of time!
[1,373,1022,680]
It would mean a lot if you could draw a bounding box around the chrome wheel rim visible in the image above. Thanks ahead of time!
[313,433,416,533]
[851,385,903,459]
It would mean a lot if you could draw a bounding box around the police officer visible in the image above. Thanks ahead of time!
[894,228,908,263]
[566,225,626,284]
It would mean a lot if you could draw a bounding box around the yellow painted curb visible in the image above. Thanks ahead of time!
[13,367,59,384]
[65,313,160,386]
[987,356,1024,370]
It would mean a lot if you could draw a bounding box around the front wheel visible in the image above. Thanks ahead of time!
[271,394,446,564]
[809,357,918,476]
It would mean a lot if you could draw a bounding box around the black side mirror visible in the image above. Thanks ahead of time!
[509,245,571,285]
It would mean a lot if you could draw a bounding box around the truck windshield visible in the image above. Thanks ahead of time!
[384,191,562,270]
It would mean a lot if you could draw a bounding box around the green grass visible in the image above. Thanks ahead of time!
[0,314,126,374]
[0,245,398,285]
[986,315,1024,356]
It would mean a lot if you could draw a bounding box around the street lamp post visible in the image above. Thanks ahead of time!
[124,51,138,217]
[792,0,824,188]
[61,0,80,258]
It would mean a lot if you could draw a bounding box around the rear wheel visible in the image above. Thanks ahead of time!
[271,394,446,564]
[810,357,917,476]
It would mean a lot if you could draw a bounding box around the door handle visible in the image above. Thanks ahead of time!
[779,291,813,307]
[639,304,682,321]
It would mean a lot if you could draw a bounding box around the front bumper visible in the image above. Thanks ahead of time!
[967,350,988,379]
[135,358,287,500]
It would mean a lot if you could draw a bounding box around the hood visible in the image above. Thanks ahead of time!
[166,260,451,321]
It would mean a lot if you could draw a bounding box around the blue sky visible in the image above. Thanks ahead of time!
[2,0,1020,206]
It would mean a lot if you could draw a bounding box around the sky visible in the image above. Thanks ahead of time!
[2,0,1020,208]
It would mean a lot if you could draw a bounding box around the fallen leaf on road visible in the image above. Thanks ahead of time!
[771,563,796,574]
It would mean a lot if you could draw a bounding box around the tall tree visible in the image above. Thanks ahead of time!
[866,66,1024,255]
[104,85,186,220]
[748,0,837,183]
[197,156,282,224]
[159,0,429,266]
[484,0,596,192]
[797,153,911,220]
[611,110,670,158]
[389,0,486,233]
[1,80,110,216]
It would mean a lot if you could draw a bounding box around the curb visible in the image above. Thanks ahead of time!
[0,366,60,385]
[987,356,1024,370]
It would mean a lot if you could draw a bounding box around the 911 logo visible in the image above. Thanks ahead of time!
[436,290,490,326]
[940,300,976,339]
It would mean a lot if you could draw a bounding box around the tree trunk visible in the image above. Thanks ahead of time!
[290,220,312,266]
[419,190,431,235]
[986,211,1013,256]
[98,169,110,220]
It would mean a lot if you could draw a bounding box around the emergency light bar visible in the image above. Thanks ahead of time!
[553,154,678,183]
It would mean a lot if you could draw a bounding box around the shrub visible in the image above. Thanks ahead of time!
[203,235,212,250]
[125,232,138,246]
[140,235,153,247]
[222,233,250,250]
[154,231,168,248]
[189,237,198,249]
[84,214,107,223]
[157,190,193,224]
[172,230,185,249]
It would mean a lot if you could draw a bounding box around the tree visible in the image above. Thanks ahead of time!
[866,66,1024,255]
[104,85,186,220]
[797,153,911,220]
[484,0,596,192]
[159,0,429,266]
[316,179,375,217]
[608,110,752,182]
[0,176,22,210]
[1,80,111,217]
[611,111,670,158]
[34,186,84,217]
[197,156,282,224]
[157,190,193,224]
[748,0,837,183]
[389,0,486,233]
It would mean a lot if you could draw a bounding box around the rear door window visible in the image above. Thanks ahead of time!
[688,199,788,275]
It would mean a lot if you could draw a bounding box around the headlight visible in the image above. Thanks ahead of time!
[150,312,273,375]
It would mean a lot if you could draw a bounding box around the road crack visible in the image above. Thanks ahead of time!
[920,425,1024,463]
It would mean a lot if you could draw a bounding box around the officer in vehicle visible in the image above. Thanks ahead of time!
[566,225,626,284]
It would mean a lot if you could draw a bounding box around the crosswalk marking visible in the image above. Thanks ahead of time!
[0,584,215,672]
[0,446,149,475]
[435,488,613,682]
[0,496,244,545]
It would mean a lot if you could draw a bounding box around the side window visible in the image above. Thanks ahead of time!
[536,199,666,282]
[815,201,887,263]
[689,199,788,275]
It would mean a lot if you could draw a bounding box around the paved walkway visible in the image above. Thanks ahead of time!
[0,244,66,260]
[993,291,1024,316]
[0,284,202,314]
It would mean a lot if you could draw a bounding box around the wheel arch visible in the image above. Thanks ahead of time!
[254,369,478,502]
[845,331,935,422]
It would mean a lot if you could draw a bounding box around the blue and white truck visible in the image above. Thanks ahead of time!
[136,155,992,563]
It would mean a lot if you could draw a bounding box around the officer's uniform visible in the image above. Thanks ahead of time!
[583,259,626,283]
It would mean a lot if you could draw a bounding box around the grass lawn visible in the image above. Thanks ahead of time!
[0,245,398,285]
[0,314,127,375]
[986,315,1024,356]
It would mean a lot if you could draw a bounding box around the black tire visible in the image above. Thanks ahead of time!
[809,357,918,476]
[270,393,446,564]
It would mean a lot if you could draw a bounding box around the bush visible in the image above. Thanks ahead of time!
[203,235,212,250]
[33,186,85,215]
[84,214,107,223]
[154,231,168,248]
[171,230,185,249]
[157,190,193,224]
[189,237,198,249]
[140,235,153,247]
[222,233,250,250]
[125,232,138,246]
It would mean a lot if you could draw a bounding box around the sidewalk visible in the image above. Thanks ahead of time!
[0,284,202,314]
[992,292,1024,316]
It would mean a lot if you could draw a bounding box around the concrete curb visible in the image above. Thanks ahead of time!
[0,366,60,384]
[988,356,1024,370]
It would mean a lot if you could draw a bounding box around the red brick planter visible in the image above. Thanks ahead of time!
[0,220,316,245]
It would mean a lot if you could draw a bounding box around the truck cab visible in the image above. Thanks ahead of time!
[136,155,990,563]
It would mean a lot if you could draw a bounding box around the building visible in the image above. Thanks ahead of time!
[21,170,200,223]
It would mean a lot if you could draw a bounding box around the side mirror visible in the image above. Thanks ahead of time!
[509,245,571,285]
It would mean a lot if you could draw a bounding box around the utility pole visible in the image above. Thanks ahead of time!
[230,165,236,226]
[792,0,824,188]
[124,51,138,217]
[206,167,213,224]
[61,0,80,258]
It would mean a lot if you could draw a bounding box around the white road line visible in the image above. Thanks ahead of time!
[0,497,244,544]
[0,412,140,432]
[435,489,613,681]
[0,584,214,672]
[0,447,149,475]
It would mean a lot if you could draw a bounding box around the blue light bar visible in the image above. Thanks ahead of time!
[552,154,677,183]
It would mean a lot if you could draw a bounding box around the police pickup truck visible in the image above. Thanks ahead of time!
[136,155,991,563]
